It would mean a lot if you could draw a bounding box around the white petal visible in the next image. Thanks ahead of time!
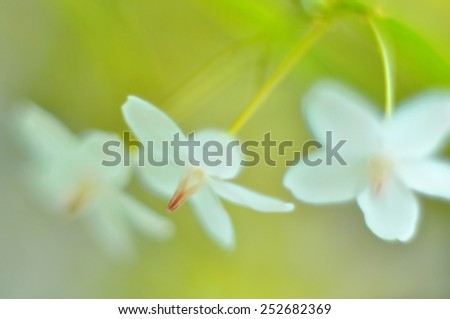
[384,91,450,158]
[209,179,294,212]
[84,195,136,259]
[79,130,131,188]
[283,150,367,204]
[192,130,242,179]
[12,102,77,163]
[121,96,187,160]
[117,193,175,240]
[136,160,185,199]
[397,159,450,200]
[189,188,234,249]
[22,162,72,214]
[22,147,100,216]
[303,81,382,156]
[357,177,420,242]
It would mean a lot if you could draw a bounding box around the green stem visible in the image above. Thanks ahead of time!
[367,17,395,118]
[228,20,330,135]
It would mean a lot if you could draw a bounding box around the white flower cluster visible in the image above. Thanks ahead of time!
[12,80,450,255]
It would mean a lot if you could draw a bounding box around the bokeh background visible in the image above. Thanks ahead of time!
[1,0,450,298]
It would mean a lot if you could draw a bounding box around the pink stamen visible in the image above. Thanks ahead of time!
[167,168,207,212]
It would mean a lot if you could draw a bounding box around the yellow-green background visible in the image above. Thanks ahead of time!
[1,0,449,298]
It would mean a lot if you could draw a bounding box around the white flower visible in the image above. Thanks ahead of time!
[284,81,450,242]
[12,103,174,257]
[122,96,294,249]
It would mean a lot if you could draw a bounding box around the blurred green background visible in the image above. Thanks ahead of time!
[1,0,450,298]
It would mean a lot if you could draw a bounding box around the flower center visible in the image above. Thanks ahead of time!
[167,168,208,212]
[369,155,393,196]
[66,180,94,216]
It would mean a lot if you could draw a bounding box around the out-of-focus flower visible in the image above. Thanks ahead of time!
[12,103,174,257]
[284,81,450,242]
[122,96,294,249]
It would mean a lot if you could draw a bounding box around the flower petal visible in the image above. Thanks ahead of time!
[79,130,131,188]
[121,96,187,160]
[192,130,242,179]
[283,150,367,204]
[397,159,450,200]
[137,159,185,199]
[303,81,382,156]
[22,161,72,214]
[84,195,136,258]
[384,91,450,158]
[12,102,77,163]
[118,193,175,240]
[357,177,420,242]
[189,187,234,249]
[209,179,294,212]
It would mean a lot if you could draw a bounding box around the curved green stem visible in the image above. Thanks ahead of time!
[367,17,395,118]
[228,20,330,135]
